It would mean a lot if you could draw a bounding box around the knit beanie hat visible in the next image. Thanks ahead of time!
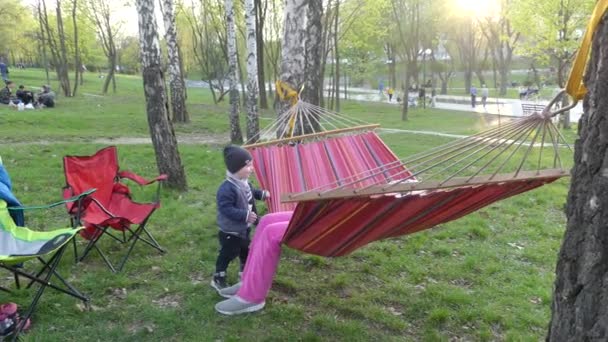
[223,145,252,173]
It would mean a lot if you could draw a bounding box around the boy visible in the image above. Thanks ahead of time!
[212,145,269,292]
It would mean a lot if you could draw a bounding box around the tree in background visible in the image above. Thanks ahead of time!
[225,0,244,143]
[38,0,73,96]
[160,0,189,123]
[181,0,230,104]
[389,0,426,120]
[277,0,306,122]
[479,0,519,96]
[70,0,83,92]
[511,0,594,129]
[254,0,268,109]
[85,0,118,94]
[303,0,322,107]
[135,0,187,190]
[244,0,259,141]
[548,11,608,340]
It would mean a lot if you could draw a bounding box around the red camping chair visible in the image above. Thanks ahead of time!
[62,146,167,272]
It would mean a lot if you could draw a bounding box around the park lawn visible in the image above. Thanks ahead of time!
[0,68,575,341]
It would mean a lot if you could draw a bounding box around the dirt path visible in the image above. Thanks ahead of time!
[6,133,229,146]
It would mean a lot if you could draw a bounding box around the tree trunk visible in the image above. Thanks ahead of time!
[36,3,51,86]
[548,13,608,340]
[401,68,410,121]
[71,0,81,96]
[333,0,340,112]
[254,0,268,109]
[136,0,187,190]
[245,0,259,142]
[303,0,322,106]
[161,0,189,123]
[278,0,306,117]
[225,0,244,143]
[56,0,72,97]
[102,60,116,94]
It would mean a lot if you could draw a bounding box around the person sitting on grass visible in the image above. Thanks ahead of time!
[15,85,34,105]
[36,85,55,108]
[0,81,18,106]
[214,210,293,315]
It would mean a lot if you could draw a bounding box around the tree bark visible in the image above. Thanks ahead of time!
[136,0,187,190]
[71,0,81,96]
[254,0,268,109]
[160,0,189,123]
[278,0,306,117]
[56,0,72,96]
[225,0,244,143]
[245,0,259,142]
[548,12,608,340]
[332,0,340,112]
[303,0,322,107]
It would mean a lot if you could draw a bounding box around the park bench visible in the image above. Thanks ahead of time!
[521,103,546,115]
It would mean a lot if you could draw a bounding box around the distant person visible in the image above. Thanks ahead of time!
[418,87,426,108]
[0,81,18,106]
[481,84,489,109]
[378,80,384,95]
[518,86,527,100]
[430,88,437,108]
[387,87,394,102]
[470,85,477,108]
[0,61,8,82]
[37,85,56,108]
[15,85,34,105]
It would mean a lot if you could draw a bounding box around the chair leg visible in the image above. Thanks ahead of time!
[94,244,117,273]
[78,226,108,263]
[116,222,164,272]
[10,244,87,340]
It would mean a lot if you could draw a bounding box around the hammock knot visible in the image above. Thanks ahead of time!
[276,80,300,106]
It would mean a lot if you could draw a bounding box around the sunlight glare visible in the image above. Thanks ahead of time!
[454,0,501,19]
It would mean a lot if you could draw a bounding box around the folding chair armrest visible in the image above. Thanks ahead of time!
[9,188,97,211]
[118,171,168,186]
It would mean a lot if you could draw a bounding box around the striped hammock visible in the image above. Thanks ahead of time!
[247,95,571,257]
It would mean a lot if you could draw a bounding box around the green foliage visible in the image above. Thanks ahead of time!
[509,0,595,84]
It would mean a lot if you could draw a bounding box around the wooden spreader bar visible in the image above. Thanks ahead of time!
[243,124,380,149]
[281,168,569,203]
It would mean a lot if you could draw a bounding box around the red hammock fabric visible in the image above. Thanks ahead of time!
[282,176,560,257]
[248,131,409,212]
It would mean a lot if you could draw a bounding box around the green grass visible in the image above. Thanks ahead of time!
[0,68,575,341]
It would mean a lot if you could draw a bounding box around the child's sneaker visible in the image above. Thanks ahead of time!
[218,282,242,298]
[210,272,228,293]
[215,296,265,315]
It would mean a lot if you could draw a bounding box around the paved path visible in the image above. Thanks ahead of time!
[345,90,583,122]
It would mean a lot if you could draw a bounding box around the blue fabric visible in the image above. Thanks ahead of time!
[0,164,24,226]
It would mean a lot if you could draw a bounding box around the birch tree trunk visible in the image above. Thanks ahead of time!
[279,0,306,118]
[332,0,340,112]
[136,0,187,190]
[244,0,259,142]
[160,0,189,123]
[303,0,322,107]
[225,0,244,144]
[548,12,608,340]
[71,0,81,96]
[56,0,72,96]
[254,0,268,109]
